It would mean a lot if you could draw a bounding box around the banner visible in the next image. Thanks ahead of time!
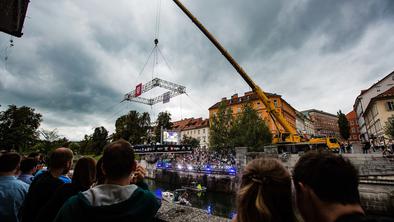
[135,83,142,97]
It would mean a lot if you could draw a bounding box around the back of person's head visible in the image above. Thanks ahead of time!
[102,139,135,180]
[48,148,73,170]
[293,151,360,205]
[28,152,40,159]
[0,152,22,173]
[20,157,38,174]
[72,157,96,189]
[236,158,294,222]
[95,157,105,185]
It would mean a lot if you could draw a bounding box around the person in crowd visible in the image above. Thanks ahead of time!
[18,158,38,185]
[293,151,378,222]
[233,158,295,222]
[21,147,73,222]
[93,157,105,186]
[363,141,371,154]
[34,157,96,222]
[0,152,29,222]
[54,139,160,222]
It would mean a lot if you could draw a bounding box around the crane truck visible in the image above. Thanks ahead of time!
[172,0,340,153]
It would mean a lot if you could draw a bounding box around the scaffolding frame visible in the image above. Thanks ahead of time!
[123,78,186,105]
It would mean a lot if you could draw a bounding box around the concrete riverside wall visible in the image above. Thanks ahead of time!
[156,201,229,222]
[359,185,394,216]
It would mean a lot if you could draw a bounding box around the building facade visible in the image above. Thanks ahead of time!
[346,110,361,142]
[354,71,394,142]
[208,91,297,136]
[296,111,315,138]
[171,118,209,149]
[302,109,340,138]
[363,87,394,143]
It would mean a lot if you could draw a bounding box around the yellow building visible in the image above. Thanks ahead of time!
[208,91,297,135]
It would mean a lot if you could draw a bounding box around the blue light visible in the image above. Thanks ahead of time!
[156,162,163,169]
[228,166,236,174]
[207,205,212,215]
[155,188,163,199]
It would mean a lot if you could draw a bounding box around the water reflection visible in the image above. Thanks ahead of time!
[146,179,236,218]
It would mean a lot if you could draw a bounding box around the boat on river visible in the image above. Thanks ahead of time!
[162,189,192,206]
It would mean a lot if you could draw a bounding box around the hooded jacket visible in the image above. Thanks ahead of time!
[54,182,160,222]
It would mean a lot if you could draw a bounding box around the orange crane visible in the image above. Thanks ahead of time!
[172,0,340,153]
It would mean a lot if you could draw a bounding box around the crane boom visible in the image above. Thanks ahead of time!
[172,0,298,137]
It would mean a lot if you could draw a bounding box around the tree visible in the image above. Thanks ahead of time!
[0,105,42,151]
[91,126,108,155]
[209,101,234,150]
[154,111,173,143]
[231,103,272,149]
[181,135,200,148]
[337,110,350,141]
[114,111,151,144]
[384,116,394,139]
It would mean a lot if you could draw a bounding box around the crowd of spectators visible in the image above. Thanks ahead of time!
[0,139,160,222]
[153,148,236,174]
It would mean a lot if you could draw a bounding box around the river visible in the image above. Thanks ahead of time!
[146,179,236,219]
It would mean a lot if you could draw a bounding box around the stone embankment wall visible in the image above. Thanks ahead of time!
[156,201,229,222]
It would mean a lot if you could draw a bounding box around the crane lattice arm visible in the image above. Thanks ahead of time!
[172,0,298,139]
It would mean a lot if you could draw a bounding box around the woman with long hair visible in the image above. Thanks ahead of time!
[34,157,96,222]
[234,158,295,222]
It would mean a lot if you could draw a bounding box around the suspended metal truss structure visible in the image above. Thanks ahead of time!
[123,78,186,106]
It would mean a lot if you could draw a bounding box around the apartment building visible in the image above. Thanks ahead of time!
[172,118,209,149]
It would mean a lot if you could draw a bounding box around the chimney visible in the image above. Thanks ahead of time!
[231,93,238,99]
[221,97,227,101]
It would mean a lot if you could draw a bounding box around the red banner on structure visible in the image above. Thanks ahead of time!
[135,83,142,97]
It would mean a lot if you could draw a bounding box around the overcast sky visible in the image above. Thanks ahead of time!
[1,0,393,141]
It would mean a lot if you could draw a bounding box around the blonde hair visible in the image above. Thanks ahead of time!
[236,158,294,222]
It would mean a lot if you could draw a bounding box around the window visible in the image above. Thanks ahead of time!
[238,98,242,102]
[387,101,394,111]
[198,129,200,134]
[203,129,205,133]
[351,128,355,133]
[237,107,241,113]
[273,99,278,107]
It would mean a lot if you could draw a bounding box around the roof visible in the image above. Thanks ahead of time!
[357,70,394,97]
[208,91,281,110]
[171,118,209,131]
[346,110,357,120]
[364,86,394,114]
[301,109,337,118]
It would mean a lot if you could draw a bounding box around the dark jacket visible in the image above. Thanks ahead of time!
[54,181,161,222]
[34,183,89,222]
[21,171,64,222]
[335,213,394,222]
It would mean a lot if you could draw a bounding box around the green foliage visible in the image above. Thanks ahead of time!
[337,110,350,141]
[69,142,81,154]
[154,111,173,143]
[92,126,108,155]
[209,101,234,150]
[384,116,394,139]
[32,136,70,154]
[114,111,151,144]
[181,135,200,148]
[231,103,272,148]
[210,102,272,150]
[0,105,42,151]
[78,126,109,155]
